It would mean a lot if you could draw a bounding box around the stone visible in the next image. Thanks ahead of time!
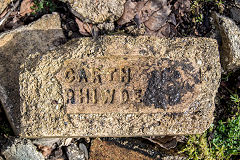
[48,147,66,160]
[61,0,125,23]
[89,138,162,160]
[231,7,240,23]
[66,143,86,160]
[1,138,44,160]
[32,138,61,147]
[0,13,65,135]
[236,0,240,8]
[213,13,240,71]
[0,0,11,14]
[79,143,89,160]
[19,36,220,137]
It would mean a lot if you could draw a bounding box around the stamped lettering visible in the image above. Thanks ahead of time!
[56,56,200,114]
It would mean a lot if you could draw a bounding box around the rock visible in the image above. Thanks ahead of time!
[89,138,162,160]
[231,7,240,23]
[18,36,220,137]
[66,143,86,160]
[1,138,44,160]
[38,145,53,158]
[32,138,61,147]
[48,147,66,160]
[0,0,11,14]
[236,0,240,8]
[0,13,66,135]
[213,13,240,71]
[61,0,125,23]
[79,143,88,160]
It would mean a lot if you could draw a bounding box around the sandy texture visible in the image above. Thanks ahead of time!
[61,0,125,23]
[0,13,65,134]
[0,0,11,14]
[18,36,221,138]
[214,13,240,71]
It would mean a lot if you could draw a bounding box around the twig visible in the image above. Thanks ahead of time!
[0,0,20,28]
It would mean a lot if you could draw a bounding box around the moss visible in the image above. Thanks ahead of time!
[0,121,13,136]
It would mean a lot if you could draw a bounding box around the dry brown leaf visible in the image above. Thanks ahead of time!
[158,23,171,37]
[0,8,8,19]
[117,0,137,25]
[83,23,93,34]
[19,0,34,17]
[38,145,52,157]
[174,0,191,16]
[75,18,92,36]
[118,0,179,38]
[144,5,171,31]
[144,136,178,150]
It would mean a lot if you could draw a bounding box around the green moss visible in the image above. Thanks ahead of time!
[179,133,214,160]
[0,121,13,136]
[180,107,239,159]
[31,0,56,14]
[211,115,240,159]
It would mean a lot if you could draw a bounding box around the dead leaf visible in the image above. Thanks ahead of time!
[168,13,177,25]
[19,0,34,17]
[75,18,93,36]
[139,0,163,23]
[144,136,177,150]
[38,145,52,157]
[118,0,175,38]
[117,0,137,25]
[0,8,8,19]
[144,135,186,150]
[174,0,191,17]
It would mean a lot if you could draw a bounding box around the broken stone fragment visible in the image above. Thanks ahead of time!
[0,13,66,135]
[231,7,240,23]
[236,0,240,8]
[1,138,44,160]
[61,0,125,23]
[0,0,11,14]
[19,35,220,137]
[32,138,61,148]
[213,13,240,71]
[66,143,87,160]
